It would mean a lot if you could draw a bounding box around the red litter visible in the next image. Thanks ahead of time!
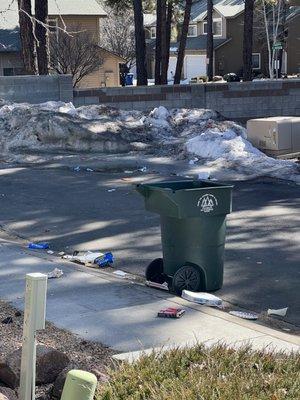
[157,308,185,318]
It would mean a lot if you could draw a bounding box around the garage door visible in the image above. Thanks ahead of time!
[168,57,177,80]
[184,55,207,79]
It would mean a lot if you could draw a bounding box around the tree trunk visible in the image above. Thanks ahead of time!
[160,0,167,84]
[161,0,173,84]
[18,0,37,74]
[206,0,214,81]
[133,0,148,85]
[243,0,254,81]
[155,0,162,84]
[35,0,50,75]
[174,0,192,84]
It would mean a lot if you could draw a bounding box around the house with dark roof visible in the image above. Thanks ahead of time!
[145,0,300,80]
[0,0,125,87]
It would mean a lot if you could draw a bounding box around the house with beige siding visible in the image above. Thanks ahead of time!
[145,0,300,80]
[0,0,124,88]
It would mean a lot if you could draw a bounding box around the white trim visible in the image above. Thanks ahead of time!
[252,53,261,70]
[203,18,223,37]
[187,24,197,37]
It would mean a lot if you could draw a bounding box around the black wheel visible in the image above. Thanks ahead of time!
[172,265,202,295]
[145,258,166,284]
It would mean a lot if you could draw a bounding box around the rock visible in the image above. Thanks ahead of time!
[90,369,109,383]
[52,364,77,399]
[0,387,18,400]
[0,345,70,389]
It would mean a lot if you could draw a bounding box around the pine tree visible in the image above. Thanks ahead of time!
[35,0,50,75]
[174,0,192,84]
[243,0,254,81]
[206,0,214,81]
[18,0,38,74]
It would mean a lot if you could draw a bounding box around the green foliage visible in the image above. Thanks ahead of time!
[97,344,300,400]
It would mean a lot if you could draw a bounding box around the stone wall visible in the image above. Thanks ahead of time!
[0,75,73,104]
[74,79,300,119]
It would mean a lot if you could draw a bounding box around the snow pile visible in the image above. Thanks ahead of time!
[0,100,298,182]
[186,126,299,181]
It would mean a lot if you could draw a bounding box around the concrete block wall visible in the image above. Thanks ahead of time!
[74,79,300,120]
[0,74,73,104]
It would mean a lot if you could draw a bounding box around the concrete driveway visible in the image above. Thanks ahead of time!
[0,160,299,327]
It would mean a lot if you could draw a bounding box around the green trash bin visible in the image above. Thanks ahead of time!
[136,180,233,294]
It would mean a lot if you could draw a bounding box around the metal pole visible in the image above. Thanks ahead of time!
[19,273,47,400]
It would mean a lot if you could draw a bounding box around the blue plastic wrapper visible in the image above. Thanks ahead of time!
[94,252,114,267]
[28,242,49,250]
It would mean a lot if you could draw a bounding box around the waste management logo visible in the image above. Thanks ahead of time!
[197,194,218,213]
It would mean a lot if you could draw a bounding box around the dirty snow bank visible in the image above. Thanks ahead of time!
[0,100,298,182]
[185,126,299,182]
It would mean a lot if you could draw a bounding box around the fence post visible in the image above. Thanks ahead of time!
[19,273,47,400]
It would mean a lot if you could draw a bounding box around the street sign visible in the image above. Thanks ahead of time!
[273,42,283,50]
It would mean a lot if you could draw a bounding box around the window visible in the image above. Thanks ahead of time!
[48,18,58,36]
[3,68,14,76]
[150,26,156,39]
[188,25,197,37]
[203,19,222,37]
[252,53,261,69]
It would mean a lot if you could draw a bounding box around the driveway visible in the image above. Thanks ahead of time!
[0,160,299,326]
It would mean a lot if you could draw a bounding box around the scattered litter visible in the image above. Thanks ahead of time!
[15,311,21,317]
[198,171,210,180]
[113,270,127,277]
[182,290,222,307]
[1,316,13,324]
[47,250,54,255]
[256,261,262,264]
[267,307,288,317]
[73,166,81,172]
[157,308,185,319]
[58,251,65,256]
[70,251,106,264]
[94,252,114,267]
[65,250,114,268]
[229,311,258,320]
[139,166,147,172]
[28,242,49,250]
[145,281,169,291]
[107,189,116,192]
[189,158,198,165]
[47,268,64,279]
[86,168,94,172]
[124,170,134,174]
[282,328,291,332]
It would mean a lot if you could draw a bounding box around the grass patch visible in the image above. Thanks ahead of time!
[97,344,300,400]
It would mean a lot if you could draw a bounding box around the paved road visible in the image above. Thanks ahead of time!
[0,162,299,326]
[0,235,298,352]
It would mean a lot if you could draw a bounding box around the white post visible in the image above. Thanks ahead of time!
[19,273,47,400]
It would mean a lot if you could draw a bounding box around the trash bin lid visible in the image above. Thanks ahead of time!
[136,180,233,218]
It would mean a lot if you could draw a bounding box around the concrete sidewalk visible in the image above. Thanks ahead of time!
[0,232,299,356]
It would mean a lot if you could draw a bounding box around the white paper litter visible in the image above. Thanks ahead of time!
[181,290,222,306]
[113,270,127,277]
[267,307,288,317]
[145,281,169,291]
[47,268,63,279]
[47,250,54,255]
[69,251,104,264]
[107,189,116,192]
[229,311,258,320]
